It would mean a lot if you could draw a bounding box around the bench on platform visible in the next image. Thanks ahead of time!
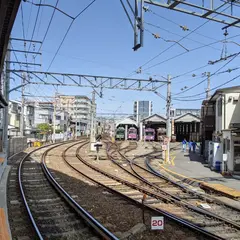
[0,208,10,240]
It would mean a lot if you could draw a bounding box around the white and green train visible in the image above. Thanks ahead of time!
[115,127,125,140]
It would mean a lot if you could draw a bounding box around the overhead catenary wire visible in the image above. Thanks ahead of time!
[173,72,240,101]
[27,0,42,54]
[145,21,221,52]
[172,52,240,97]
[33,0,60,59]
[137,3,230,71]
[145,7,220,42]
[46,0,97,71]
[142,32,240,73]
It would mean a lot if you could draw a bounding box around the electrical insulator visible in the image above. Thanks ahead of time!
[152,33,160,39]
[180,25,189,31]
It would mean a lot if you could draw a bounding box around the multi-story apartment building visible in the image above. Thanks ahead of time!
[58,95,93,134]
[133,101,152,124]
[33,102,54,126]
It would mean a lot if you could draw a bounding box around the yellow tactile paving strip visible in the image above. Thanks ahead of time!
[159,164,240,199]
[0,209,10,240]
[200,183,240,198]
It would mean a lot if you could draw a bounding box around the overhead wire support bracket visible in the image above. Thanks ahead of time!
[145,0,240,28]
[120,0,144,51]
[7,49,42,55]
[9,38,42,43]
[6,61,41,66]
[7,69,168,92]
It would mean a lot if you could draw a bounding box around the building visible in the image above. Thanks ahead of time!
[133,101,152,124]
[200,99,215,158]
[33,102,54,126]
[58,95,94,134]
[23,101,69,135]
[174,113,201,141]
[8,100,21,136]
[170,108,201,118]
[208,86,240,174]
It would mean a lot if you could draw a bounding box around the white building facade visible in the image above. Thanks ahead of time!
[211,86,240,174]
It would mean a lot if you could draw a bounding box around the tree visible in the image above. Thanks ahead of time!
[37,123,52,141]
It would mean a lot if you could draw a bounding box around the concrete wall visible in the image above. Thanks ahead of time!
[216,93,240,133]
[8,137,27,157]
[226,93,240,128]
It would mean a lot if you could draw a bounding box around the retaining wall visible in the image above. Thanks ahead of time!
[8,137,27,157]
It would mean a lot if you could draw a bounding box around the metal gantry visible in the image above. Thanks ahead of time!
[8,69,168,93]
[121,0,240,50]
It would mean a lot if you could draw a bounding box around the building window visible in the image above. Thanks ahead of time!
[56,116,61,120]
[217,98,222,116]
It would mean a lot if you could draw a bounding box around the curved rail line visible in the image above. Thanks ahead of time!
[18,140,118,240]
[106,141,240,240]
[59,140,238,240]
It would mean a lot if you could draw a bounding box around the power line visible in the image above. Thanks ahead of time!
[172,64,210,79]
[146,7,219,42]
[143,32,240,73]
[34,0,60,59]
[172,52,240,97]
[145,21,221,52]
[27,0,42,54]
[138,3,230,70]
[174,72,240,101]
[20,4,26,40]
[26,0,33,38]
[47,0,97,71]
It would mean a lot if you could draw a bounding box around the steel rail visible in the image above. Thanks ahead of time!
[122,142,240,209]
[18,139,117,240]
[18,141,69,240]
[74,141,226,240]
[108,141,240,231]
[46,140,119,240]
[119,142,240,224]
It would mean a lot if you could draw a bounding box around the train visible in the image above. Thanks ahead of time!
[115,127,125,140]
[144,128,155,141]
[128,127,138,140]
[157,128,166,142]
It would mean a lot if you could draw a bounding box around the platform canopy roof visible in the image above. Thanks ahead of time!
[141,114,166,124]
[174,113,200,123]
[116,118,137,127]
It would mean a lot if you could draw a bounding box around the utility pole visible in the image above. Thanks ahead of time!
[20,72,26,137]
[206,72,211,99]
[3,43,11,155]
[166,75,171,163]
[53,92,57,143]
[90,91,96,150]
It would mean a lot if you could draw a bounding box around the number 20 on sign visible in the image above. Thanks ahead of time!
[151,216,164,230]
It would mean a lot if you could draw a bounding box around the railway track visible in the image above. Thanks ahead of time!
[105,140,240,240]
[13,141,117,240]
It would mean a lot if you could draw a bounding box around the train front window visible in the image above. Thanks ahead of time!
[146,132,154,136]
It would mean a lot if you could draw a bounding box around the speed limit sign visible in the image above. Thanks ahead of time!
[151,216,164,230]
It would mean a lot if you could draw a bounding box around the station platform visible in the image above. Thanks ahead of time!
[159,146,240,195]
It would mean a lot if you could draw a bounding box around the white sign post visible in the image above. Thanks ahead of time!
[151,216,164,230]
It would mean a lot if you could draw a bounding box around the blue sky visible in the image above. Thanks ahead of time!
[10,0,240,116]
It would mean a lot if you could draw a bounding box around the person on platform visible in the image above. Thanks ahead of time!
[192,140,197,153]
[188,140,193,153]
[182,138,187,152]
